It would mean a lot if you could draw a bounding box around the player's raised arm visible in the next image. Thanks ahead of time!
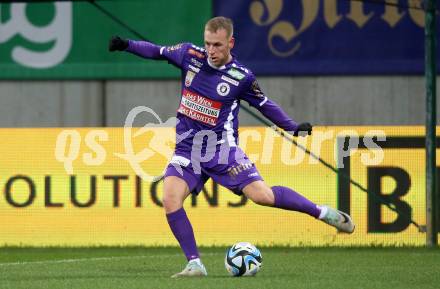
[108,35,162,59]
[108,35,190,68]
[108,36,129,51]
[241,75,312,136]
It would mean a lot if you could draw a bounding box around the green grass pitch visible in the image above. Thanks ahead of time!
[0,247,439,289]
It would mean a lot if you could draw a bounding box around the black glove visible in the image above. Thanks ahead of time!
[109,36,129,51]
[293,122,312,136]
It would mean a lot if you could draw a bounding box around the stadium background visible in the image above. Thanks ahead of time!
[0,0,439,247]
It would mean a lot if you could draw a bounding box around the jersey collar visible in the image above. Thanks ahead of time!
[207,55,235,70]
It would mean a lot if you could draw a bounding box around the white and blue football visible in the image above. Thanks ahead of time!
[225,242,262,277]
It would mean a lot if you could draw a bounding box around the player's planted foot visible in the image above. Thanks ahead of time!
[319,205,355,233]
[171,259,208,278]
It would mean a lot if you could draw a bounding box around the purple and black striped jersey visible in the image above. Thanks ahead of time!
[126,40,299,151]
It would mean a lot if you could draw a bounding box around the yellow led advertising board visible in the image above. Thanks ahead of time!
[0,127,437,246]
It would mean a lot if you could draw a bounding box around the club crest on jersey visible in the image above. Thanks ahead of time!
[185,71,196,87]
[227,68,245,80]
[188,48,205,59]
[217,82,230,96]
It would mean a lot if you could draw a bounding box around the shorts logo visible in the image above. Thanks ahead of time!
[216,82,230,96]
[227,163,253,178]
[185,71,196,87]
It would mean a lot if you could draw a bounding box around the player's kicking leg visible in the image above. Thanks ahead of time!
[316,205,355,233]
[242,182,355,233]
[163,175,208,278]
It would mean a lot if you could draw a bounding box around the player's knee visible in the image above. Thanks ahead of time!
[162,192,183,212]
[162,176,189,212]
[243,181,275,206]
[247,189,274,206]
[250,193,274,206]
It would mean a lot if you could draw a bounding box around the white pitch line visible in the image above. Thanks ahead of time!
[0,252,220,267]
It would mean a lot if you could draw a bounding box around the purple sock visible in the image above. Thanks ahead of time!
[166,208,199,261]
[272,186,321,218]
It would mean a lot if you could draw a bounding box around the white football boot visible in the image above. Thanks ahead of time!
[171,259,208,278]
[319,205,355,233]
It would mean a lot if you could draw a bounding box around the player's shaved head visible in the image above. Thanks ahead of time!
[205,16,233,39]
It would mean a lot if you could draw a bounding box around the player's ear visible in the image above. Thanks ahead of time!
[229,36,235,49]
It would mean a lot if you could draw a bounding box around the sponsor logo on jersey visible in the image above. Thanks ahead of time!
[251,80,265,99]
[188,48,205,59]
[216,82,230,96]
[166,43,183,52]
[227,68,245,80]
[221,75,239,86]
[188,64,200,73]
[185,71,196,87]
[178,89,222,126]
[191,58,203,68]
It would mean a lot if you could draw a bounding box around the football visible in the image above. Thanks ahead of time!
[224,242,262,276]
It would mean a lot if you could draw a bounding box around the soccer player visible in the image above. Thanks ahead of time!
[109,16,355,278]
